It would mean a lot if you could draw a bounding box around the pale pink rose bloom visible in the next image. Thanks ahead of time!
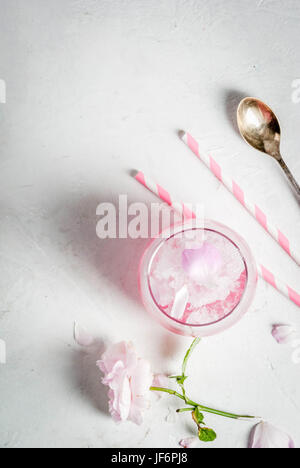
[250,422,294,449]
[180,437,198,448]
[97,342,153,425]
[272,324,297,345]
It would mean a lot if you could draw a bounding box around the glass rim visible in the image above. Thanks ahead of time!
[147,226,249,328]
[139,219,258,337]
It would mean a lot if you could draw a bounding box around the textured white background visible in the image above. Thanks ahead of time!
[0,0,300,449]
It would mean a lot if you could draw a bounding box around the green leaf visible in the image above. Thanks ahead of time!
[176,375,188,386]
[169,375,188,386]
[193,407,204,424]
[198,427,217,443]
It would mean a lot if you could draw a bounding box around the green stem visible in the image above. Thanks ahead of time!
[193,404,254,420]
[182,337,201,378]
[150,387,185,401]
[151,338,255,423]
[176,407,194,413]
[179,337,201,398]
[150,387,255,421]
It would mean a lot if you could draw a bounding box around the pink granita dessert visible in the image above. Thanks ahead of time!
[149,229,247,325]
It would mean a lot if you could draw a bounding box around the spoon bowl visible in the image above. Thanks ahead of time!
[237,97,300,202]
[237,98,281,159]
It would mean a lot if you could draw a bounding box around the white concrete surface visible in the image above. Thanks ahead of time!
[0,0,300,449]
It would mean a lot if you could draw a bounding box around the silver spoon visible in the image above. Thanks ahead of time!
[237,97,300,203]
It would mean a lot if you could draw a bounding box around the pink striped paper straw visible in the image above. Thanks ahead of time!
[180,131,300,266]
[258,264,300,308]
[135,171,196,220]
[135,171,300,308]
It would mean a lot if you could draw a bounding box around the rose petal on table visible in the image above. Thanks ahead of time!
[73,322,95,347]
[249,422,294,448]
[272,324,297,345]
[179,437,198,448]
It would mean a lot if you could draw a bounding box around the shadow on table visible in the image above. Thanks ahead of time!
[70,339,109,415]
[49,191,152,308]
[46,191,152,414]
[222,88,251,136]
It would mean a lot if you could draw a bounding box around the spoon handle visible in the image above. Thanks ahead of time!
[278,157,300,203]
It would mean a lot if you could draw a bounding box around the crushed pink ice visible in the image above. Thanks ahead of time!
[149,229,246,325]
